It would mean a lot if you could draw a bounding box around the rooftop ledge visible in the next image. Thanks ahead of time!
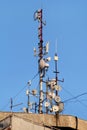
[0,112,87,130]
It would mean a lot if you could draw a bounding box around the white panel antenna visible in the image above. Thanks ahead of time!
[32,90,37,95]
[26,90,29,95]
[55,85,62,91]
[46,42,49,54]
[48,92,52,98]
[48,92,55,99]
[52,93,55,99]
[44,102,50,107]
[34,47,37,56]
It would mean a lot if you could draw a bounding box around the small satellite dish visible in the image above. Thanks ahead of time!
[32,90,37,95]
[48,92,52,98]
[55,96,61,103]
[48,92,55,99]
[59,102,64,112]
[44,102,50,107]
[52,105,59,112]
[55,85,62,91]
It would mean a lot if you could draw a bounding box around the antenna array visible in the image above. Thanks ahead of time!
[25,9,64,114]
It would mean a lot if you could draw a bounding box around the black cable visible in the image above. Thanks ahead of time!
[63,92,87,103]
[62,86,87,108]
[13,71,39,100]
[31,71,39,82]
[1,72,39,111]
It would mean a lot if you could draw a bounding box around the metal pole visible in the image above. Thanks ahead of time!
[54,53,58,96]
[38,9,43,113]
[10,98,13,112]
[27,93,30,113]
[34,9,44,113]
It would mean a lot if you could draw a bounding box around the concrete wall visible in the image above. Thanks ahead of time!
[11,114,87,130]
[0,116,11,130]
[0,112,87,130]
[12,116,51,130]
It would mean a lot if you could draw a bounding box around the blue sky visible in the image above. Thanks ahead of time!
[0,0,87,120]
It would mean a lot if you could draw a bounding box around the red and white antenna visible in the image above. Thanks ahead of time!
[34,9,49,113]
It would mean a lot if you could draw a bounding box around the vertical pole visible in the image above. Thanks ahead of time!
[54,53,59,116]
[10,98,13,112]
[34,9,44,113]
[38,9,43,113]
[26,89,30,113]
[27,93,30,113]
[39,77,43,113]
[54,53,58,96]
[35,102,37,113]
[46,81,48,114]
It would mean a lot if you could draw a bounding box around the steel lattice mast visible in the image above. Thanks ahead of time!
[34,9,45,113]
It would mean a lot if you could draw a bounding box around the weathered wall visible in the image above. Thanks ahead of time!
[0,112,87,130]
[11,114,87,130]
[0,116,11,130]
[12,116,51,130]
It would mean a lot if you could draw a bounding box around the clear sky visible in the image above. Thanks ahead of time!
[0,0,87,120]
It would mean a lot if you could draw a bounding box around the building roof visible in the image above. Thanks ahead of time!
[0,112,87,130]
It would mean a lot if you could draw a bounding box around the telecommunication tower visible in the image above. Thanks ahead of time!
[26,9,64,114]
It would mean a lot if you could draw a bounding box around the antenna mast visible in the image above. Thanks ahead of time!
[34,9,45,113]
[34,9,64,114]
